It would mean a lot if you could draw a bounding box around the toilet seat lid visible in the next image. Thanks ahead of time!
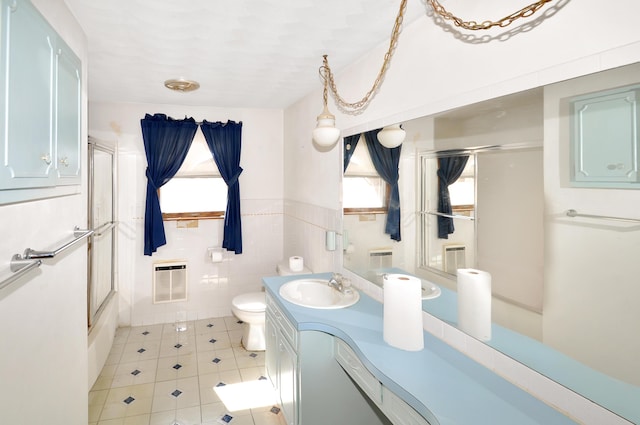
[232,292,266,312]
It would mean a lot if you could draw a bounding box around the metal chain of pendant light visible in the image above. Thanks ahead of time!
[313,0,556,148]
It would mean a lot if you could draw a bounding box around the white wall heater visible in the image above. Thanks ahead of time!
[153,261,188,304]
[369,248,393,269]
[443,244,466,275]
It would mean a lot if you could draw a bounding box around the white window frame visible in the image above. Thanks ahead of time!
[343,135,389,214]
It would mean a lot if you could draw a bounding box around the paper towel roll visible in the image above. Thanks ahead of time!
[383,274,424,351]
[457,268,492,341]
[289,256,304,272]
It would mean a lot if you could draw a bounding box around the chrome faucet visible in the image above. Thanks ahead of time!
[328,273,344,292]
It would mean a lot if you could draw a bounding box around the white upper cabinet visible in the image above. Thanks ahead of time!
[55,39,82,183]
[571,84,640,188]
[0,0,82,204]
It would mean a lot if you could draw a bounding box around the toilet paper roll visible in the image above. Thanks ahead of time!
[383,274,424,351]
[289,256,304,272]
[457,268,492,341]
[209,248,223,263]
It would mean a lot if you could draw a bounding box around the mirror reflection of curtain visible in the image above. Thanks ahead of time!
[141,113,198,255]
[437,155,469,239]
[343,134,361,172]
[363,129,402,241]
[201,120,244,254]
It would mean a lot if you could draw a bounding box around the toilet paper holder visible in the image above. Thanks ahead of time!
[207,247,224,263]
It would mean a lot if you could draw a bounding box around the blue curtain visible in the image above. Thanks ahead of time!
[201,120,244,254]
[343,134,361,172]
[141,114,198,256]
[437,155,469,239]
[363,129,402,241]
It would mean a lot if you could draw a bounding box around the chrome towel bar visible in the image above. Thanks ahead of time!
[94,221,116,236]
[0,259,42,291]
[566,209,640,224]
[13,227,93,262]
[1,226,94,291]
[423,211,475,221]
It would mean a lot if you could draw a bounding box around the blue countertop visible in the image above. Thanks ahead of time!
[263,273,578,425]
[422,278,639,424]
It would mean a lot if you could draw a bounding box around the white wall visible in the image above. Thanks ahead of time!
[0,0,89,423]
[88,102,284,326]
[283,1,640,424]
[476,149,544,312]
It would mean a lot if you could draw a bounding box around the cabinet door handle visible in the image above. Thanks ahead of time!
[41,153,51,165]
[274,309,282,318]
[607,162,625,170]
[59,157,69,167]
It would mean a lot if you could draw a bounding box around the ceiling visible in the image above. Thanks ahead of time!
[62,0,428,109]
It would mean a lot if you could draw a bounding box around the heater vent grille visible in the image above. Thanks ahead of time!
[153,261,187,304]
[369,249,392,269]
[444,245,466,275]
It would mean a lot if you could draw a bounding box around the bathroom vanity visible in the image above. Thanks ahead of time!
[263,273,578,425]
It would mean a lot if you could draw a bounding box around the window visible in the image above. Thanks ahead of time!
[343,135,388,213]
[160,132,227,220]
[448,156,475,214]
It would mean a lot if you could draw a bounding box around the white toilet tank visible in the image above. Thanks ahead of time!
[276,260,311,276]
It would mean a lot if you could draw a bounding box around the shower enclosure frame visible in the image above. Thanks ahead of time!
[87,138,116,329]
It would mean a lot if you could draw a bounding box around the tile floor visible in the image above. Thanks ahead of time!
[89,316,287,425]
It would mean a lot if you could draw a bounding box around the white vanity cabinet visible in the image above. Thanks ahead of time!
[335,339,433,425]
[0,0,82,204]
[265,292,432,425]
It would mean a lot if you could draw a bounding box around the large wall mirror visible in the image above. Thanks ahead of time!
[342,62,640,423]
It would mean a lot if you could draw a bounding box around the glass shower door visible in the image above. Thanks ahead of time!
[88,140,115,328]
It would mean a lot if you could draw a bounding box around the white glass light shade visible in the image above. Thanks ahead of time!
[312,106,341,147]
[377,124,405,148]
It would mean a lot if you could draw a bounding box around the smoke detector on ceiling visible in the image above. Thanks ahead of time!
[164,78,200,92]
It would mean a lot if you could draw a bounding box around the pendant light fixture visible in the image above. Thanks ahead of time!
[311,0,407,149]
[312,58,341,147]
[377,124,406,148]
[311,0,555,150]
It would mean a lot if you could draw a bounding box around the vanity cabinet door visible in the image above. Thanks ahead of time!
[265,312,278,388]
[278,336,298,425]
[265,293,299,425]
[0,0,56,190]
[382,386,432,425]
[334,338,383,404]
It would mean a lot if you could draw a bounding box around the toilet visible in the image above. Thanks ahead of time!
[231,260,311,351]
[231,292,267,351]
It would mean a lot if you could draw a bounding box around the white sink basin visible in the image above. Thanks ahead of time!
[422,281,441,300]
[279,278,360,309]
